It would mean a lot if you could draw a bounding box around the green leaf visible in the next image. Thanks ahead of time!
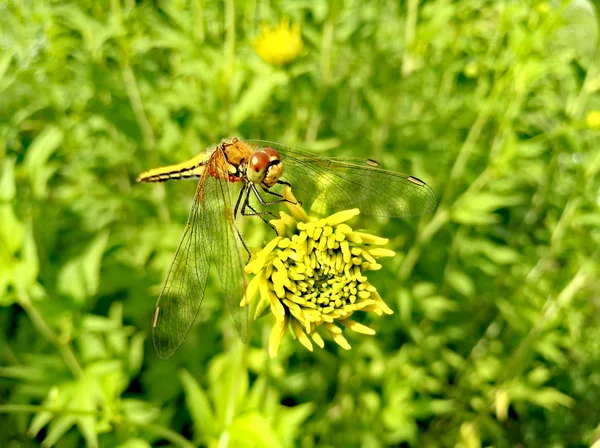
[29,383,77,441]
[475,239,520,265]
[274,403,315,445]
[246,374,268,410]
[420,295,458,320]
[0,156,16,201]
[230,412,284,448]
[412,282,437,299]
[80,231,110,296]
[397,288,413,324]
[558,0,598,67]
[459,422,481,448]
[527,366,551,386]
[14,219,39,296]
[107,302,127,355]
[78,333,109,361]
[446,270,475,296]
[0,157,24,262]
[0,365,47,382]
[81,315,121,332]
[43,415,77,447]
[86,359,123,378]
[128,332,146,375]
[29,410,54,440]
[57,232,109,303]
[208,347,249,425]
[179,368,217,440]
[117,439,153,448]
[427,399,456,415]
[120,399,160,425]
[0,48,15,85]
[509,382,574,409]
[452,193,523,225]
[74,380,98,448]
[231,71,289,127]
[56,261,86,303]
[24,125,63,198]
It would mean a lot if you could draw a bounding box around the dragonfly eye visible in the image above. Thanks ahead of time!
[264,147,280,159]
[247,151,271,183]
[250,152,270,172]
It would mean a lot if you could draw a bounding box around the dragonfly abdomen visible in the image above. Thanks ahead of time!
[136,154,207,183]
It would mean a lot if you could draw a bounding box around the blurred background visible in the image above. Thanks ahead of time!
[1,0,600,447]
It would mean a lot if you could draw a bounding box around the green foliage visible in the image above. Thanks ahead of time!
[1,0,600,447]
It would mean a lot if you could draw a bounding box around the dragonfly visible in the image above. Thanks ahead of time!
[137,137,436,358]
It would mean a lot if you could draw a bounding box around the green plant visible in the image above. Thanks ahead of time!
[1,1,599,447]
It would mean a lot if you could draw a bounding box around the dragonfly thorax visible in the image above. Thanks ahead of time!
[246,147,284,188]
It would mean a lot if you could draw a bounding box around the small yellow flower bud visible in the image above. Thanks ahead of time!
[253,19,303,66]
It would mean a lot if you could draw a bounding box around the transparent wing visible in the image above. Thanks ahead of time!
[152,180,213,359]
[201,165,249,341]
[245,140,437,218]
[151,164,249,359]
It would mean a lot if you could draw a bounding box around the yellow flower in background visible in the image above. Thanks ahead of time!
[253,19,303,66]
[241,187,395,358]
[585,110,600,130]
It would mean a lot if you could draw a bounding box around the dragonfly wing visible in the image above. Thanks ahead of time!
[201,159,249,341]
[152,180,213,359]
[245,140,436,218]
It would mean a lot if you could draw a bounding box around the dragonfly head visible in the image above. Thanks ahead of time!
[247,147,284,187]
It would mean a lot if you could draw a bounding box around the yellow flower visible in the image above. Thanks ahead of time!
[241,187,395,358]
[585,110,600,130]
[253,19,303,66]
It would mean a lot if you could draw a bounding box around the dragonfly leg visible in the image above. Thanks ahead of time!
[235,223,252,260]
[245,205,279,236]
[233,183,273,217]
[251,184,295,207]
[235,184,279,235]
[239,183,273,216]
[231,185,253,260]
[233,183,250,218]
[274,180,302,206]
[241,203,275,217]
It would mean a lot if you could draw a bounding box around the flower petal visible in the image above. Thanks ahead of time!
[269,313,289,359]
[291,319,313,352]
[324,209,360,226]
[339,318,376,335]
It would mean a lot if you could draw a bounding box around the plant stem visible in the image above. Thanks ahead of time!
[502,266,590,381]
[321,2,336,85]
[120,52,155,151]
[398,77,506,281]
[402,0,419,76]
[398,208,448,282]
[566,1,600,118]
[193,0,205,42]
[19,294,84,380]
[217,338,246,448]
[224,0,236,133]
